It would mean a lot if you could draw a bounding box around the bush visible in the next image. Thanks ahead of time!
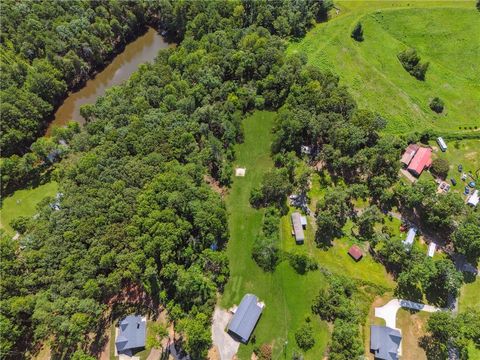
[351,22,363,41]
[9,216,30,234]
[295,323,315,351]
[397,48,429,80]
[252,235,280,271]
[430,97,444,113]
[430,158,449,179]
[254,344,273,360]
[289,252,318,274]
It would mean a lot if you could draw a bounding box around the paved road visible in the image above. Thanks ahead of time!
[375,299,442,329]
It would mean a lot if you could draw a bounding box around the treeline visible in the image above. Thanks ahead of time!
[0,0,333,359]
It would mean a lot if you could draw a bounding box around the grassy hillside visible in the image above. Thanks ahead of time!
[287,1,480,134]
[0,181,58,235]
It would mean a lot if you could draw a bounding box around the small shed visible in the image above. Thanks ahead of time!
[227,294,264,343]
[437,137,448,152]
[291,212,305,244]
[403,228,417,247]
[428,242,437,257]
[467,190,479,207]
[348,245,363,262]
[301,145,312,155]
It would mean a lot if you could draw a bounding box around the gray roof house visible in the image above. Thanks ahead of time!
[370,325,402,360]
[291,212,305,244]
[115,315,147,356]
[227,294,264,343]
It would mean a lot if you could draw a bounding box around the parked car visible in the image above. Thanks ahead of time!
[461,173,467,181]
[458,164,463,172]
[464,187,470,195]
[450,178,457,186]
[444,184,450,192]
[468,181,476,188]
[440,182,446,190]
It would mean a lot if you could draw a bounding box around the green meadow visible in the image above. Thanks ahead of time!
[287,1,480,134]
[0,181,58,235]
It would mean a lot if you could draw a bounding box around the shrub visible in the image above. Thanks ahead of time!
[431,158,449,179]
[252,235,280,271]
[351,22,364,41]
[397,48,429,80]
[430,97,444,113]
[289,252,318,274]
[295,323,315,351]
[254,344,273,360]
[9,216,30,234]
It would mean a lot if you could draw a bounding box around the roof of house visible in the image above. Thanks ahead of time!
[115,315,146,354]
[370,325,402,360]
[407,147,432,175]
[228,294,263,342]
[403,228,417,246]
[291,212,305,242]
[400,144,419,165]
[348,245,363,261]
[467,190,479,207]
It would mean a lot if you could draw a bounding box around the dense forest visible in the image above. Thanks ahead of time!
[0,0,333,359]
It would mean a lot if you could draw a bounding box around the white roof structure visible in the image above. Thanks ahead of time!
[301,216,307,227]
[428,242,437,257]
[235,168,246,177]
[436,137,447,151]
[403,228,416,247]
[467,190,479,207]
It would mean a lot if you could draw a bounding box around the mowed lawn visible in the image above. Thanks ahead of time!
[287,1,480,134]
[0,181,58,235]
[221,111,330,359]
[458,278,480,359]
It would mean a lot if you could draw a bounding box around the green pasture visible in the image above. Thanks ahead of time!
[288,1,480,134]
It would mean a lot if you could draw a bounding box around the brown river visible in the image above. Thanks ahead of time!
[46,27,169,134]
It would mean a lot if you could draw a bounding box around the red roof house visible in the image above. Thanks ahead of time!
[407,147,432,177]
[348,245,363,262]
[400,144,419,166]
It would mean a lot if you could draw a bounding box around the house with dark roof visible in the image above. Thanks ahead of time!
[407,147,432,177]
[115,315,147,356]
[370,325,402,360]
[291,212,305,244]
[227,294,264,343]
[348,245,363,261]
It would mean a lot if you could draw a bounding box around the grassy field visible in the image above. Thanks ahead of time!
[221,111,330,359]
[0,181,58,235]
[429,139,480,186]
[287,1,480,134]
[458,278,480,312]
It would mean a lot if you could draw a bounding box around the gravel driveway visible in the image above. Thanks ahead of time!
[212,307,239,360]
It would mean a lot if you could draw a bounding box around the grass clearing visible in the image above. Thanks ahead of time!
[458,278,480,312]
[0,181,58,235]
[287,1,480,134]
[221,111,330,359]
[396,308,430,360]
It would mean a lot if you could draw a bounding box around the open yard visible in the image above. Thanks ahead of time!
[0,181,58,235]
[220,111,330,359]
[287,1,480,135]
[396,308,430,360]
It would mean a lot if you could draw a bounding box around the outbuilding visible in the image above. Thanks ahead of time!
[437,137,448,152]
[291,212,305,244]
[227,294,264,343]
[467,190,479,207]
[348,245,363,262]
[403,228,417,248]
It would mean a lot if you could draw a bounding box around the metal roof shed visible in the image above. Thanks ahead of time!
[291,212,305,244]
[403,228,417,247]
[227,294,263,343]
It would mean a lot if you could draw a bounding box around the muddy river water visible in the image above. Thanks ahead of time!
[47,27,169,134]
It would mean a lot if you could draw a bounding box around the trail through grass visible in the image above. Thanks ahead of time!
[288,1,480,134]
